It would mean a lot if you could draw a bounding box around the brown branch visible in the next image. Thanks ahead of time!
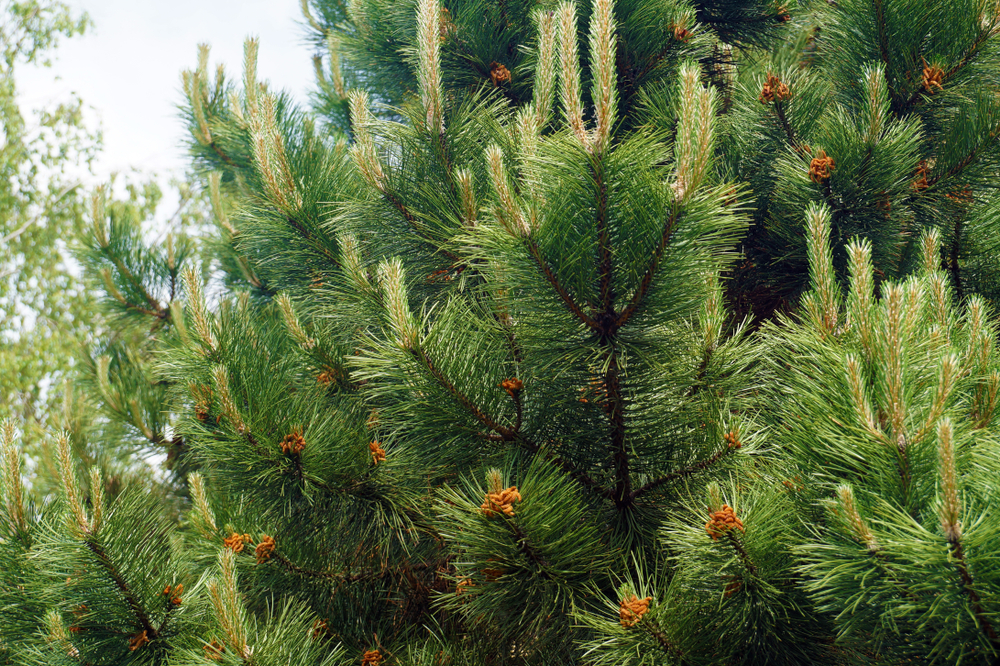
[897,26,995,115]
[383,190,463,265]
[268,549,447,585]
[630,444,737,501]
[242,429,268,457]
[684,348,714,399]
[478,426,614,499]
[770,102,848,220]
[873,0,898,108]
[515,436,615,500]
[208,140,238,167]
[525,239,599,329]
[481,435,615,496]
[726,531,759,576]
[643,618,690,665]
[156,598,179,635]
[508,521,550,571]
[928,134,995,189]
[512,386,523,434]
[272,551,360,582]
[616,208,681,328]
[292,471,444,543]
[950,539,1000,652]
[950,215,964,301]
[284,216,342,269]
[84,539,158,640]
[409,287,612,502]
[870,550,922,603]
[412,348,514,438]
[104,252,167,319]
[591,160,632,514]
[773,100,800,151]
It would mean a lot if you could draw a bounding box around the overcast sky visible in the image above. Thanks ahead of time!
[19,0,314,181]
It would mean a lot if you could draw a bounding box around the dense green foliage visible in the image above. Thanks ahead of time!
[4,0,1000,664]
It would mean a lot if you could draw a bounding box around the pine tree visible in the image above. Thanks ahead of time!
[4,0,1000,664]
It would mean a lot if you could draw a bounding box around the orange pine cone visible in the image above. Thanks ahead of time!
[255,535,276,563]
[705,504,745,540]
[619,594,652,627]
[481,486,522,517]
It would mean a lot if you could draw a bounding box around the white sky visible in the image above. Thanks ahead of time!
[19,0,315,181]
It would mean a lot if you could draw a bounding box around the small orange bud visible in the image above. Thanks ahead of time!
[280,428,306,455]
[204,640,224,661]
[706,504,745,540]
[489,61,511,86]
[808,150,835,183]
[499,378,523,396]
[255,535,276,563]
[128,630,149,651]
[619,594,652,627]
[922,60,945,93]
[481,486,522,517]
[223,532,251,553]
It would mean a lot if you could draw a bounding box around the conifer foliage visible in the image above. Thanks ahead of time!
[3,0,1000,664]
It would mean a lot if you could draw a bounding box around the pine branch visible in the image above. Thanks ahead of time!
[412,347,611,497]
[384,189,464,265]
[725,531,758,576]
[950,216,964,301]
[591,158,632,514]
[101,249,168,320]
[412,348,515,438]
[896,26,995,115]
[208,139,238,168]
[643,617,690,665]
[525,238,599,329]
[508,520,551,571]
[515,437,615,500]
[949,538,1000,653]
[768,102,850,219]
[630,444,737,501]
[83,538,159,640]
[271,551,358,581]
[616,208,681,328]
[684,348,714,399]
[772,100,800,152]
[872,0,897,108]
[261,547,449,585]
[928,132,996,189]
[283,214,342,269]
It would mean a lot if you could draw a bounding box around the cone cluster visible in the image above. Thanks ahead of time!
[619,594,652,627]
[490,61,511,86]
[255,535,276,563]
[922,62,945,92]
[481,486,522,517]
[280,429,305,455]
[500,377,523,396]
[808,150,835,183]
[163,583,183,605]
[369,440,386,464]
[128,630,149,651]
[706,504,744,540]
[758,73,790,104]
[223,532,251,553]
